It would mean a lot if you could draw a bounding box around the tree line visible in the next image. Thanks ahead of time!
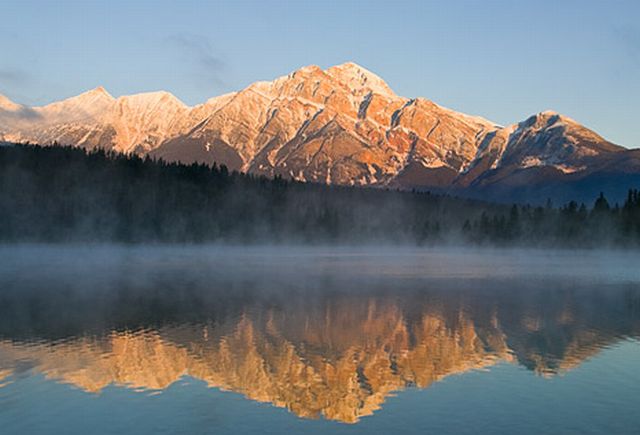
[0,144,638,247]
[462,191,640,247]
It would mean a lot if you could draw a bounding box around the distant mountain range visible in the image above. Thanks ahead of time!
[1,62,638,203]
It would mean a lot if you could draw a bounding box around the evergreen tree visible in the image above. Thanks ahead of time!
[593,192,610,213]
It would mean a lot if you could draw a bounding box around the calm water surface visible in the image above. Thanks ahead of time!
[0,246,639,434]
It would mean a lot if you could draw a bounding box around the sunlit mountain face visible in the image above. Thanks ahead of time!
[2,63,639,204]
[0,247,638,424]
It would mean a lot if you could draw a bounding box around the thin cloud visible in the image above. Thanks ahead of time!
[166,34,227,88]
[0,67,30,86]
[7,107,42,120]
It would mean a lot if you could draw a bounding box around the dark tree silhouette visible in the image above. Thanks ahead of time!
[0,144,638,247]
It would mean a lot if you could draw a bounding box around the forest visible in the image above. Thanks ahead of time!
[0,144,639,247]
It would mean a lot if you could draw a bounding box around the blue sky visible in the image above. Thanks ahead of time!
[1,0,638,147]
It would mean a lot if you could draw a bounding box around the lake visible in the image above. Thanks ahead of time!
[0,246,639,434]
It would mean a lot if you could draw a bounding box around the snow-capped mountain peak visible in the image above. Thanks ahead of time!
[115,90,187,109]
[0,94,23,112]
[85,86,113,99]
[0,62,632,202]
[37,86,115,124]
[52,86,115,106]
[325,62,395,97]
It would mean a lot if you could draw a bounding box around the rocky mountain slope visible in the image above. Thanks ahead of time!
[1,62,637,203]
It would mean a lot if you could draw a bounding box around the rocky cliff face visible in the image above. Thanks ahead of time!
[1,62,636,202]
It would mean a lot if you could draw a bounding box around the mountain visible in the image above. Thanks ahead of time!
[455,111,640,203]
[1,62,637,203]
[0,88,192,153]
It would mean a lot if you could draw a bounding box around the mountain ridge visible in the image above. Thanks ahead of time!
[1,62,637,203]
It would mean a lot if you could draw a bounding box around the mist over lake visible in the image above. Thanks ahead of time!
[1,245,639,434]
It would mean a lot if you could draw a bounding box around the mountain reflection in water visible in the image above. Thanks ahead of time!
[0,247,639,424]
